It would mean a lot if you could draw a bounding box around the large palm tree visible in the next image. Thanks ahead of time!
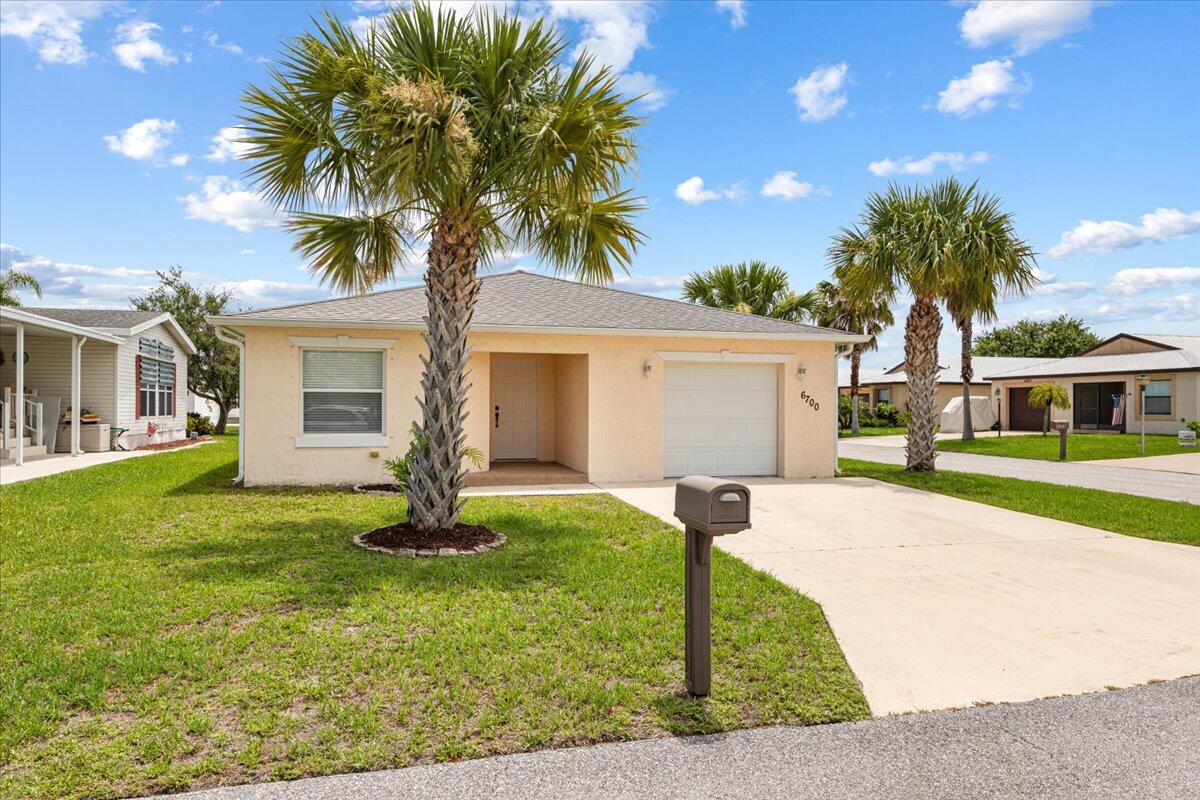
[0,269,41,307]
[813,280,893,435]
[682,261,818,321]
[944,196,1037,440]
[241,5,643,531]
[830,178,1032,471]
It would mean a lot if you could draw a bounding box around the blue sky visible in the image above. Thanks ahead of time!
[2,0,1197,368]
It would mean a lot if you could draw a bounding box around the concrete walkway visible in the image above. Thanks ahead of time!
[149,677,1200,800]
[839,438,1200,504]
[606,477,1200,716]
[1083,452,1200,475]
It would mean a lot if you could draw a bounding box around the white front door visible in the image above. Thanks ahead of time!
[663,363,778,477]
[492,359,539,460]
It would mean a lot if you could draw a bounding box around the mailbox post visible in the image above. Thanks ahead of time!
[674,476,751,697]
[1051,420,1070,460]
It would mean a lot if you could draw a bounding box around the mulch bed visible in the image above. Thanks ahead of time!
[355,483,402,494]
[135,436,211,452]
[355,522,506,557]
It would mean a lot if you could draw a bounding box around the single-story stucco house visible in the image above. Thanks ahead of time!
[839,355,1050,417]
[1,306,196,464]
[985,333,1200,433]
[208,271,867,487]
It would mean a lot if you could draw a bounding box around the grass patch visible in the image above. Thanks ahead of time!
[0,436,867,799]
[838,426,907,438]
[839,458,1200,547]
[936,432,1194,461]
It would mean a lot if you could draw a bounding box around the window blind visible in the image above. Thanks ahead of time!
[302,350,385,434]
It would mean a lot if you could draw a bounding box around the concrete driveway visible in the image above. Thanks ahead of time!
[605,477,1200,716]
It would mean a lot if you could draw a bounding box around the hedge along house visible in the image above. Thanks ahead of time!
[0,307,196,465]
[985,333,1200,434]
[208,271,868,487]
[839,355,1051,417]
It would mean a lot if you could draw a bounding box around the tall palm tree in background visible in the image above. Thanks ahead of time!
[813,280,893,435]
[944,193,1037,440]
[831,178,1032,471]
[241,4,643,531]
[0,269,41,307]
[682,261,818,321]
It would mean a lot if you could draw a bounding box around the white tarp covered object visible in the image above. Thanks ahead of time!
[940,395,997,433]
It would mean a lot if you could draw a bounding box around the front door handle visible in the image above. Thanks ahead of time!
[494,404,500,428]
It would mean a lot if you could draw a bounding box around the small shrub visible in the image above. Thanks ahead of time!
[384,424,485,496]
[1187,420,1200,435]
[872,402,901,426]
[837,396,853,429]
[186,412,214,436]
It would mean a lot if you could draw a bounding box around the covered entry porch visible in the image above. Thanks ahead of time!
[0,307,122,467]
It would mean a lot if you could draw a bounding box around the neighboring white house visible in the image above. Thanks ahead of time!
[190,394,239,424]
[1,307,196,465]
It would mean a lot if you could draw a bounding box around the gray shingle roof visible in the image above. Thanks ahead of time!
[224,270,863,340]
[25,307,163,330]
[842,356,1051,387]
[984,347,1200,379]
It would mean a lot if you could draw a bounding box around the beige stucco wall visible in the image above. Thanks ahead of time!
[992,372,1199,435]
[840,382,994,416]
[554,354,588,473]
[240,325,839,486]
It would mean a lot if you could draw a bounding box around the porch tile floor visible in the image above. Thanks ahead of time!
[465,460,589,487]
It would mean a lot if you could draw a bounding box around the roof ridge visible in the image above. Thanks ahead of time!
[230,281,424,316]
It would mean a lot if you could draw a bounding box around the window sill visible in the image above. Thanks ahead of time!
[294,434,389,449]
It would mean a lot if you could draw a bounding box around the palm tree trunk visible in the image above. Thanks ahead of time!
[849,347,862,435]
[406,214,480,532]
[904,296,941,471]
[959,319,975,441]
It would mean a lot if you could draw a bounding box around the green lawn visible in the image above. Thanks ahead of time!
[839,458,1200,547]
[936,432,1194,461]
[838,426,907,438]
[0,436,868,800]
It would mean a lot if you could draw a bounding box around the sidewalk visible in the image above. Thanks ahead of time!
[839,439,1200,504]
[148,677,1200,800]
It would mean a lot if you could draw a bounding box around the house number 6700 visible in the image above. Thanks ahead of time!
[799,390,820,411]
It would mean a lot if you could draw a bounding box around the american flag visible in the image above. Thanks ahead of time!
[1111,394,1126,426]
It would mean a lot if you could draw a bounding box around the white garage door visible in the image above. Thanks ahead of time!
[664,363,778,477]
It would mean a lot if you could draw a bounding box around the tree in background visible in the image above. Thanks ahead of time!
[682,261,818,321]
[942,191,1037,441]
[1028,383,1071,436]
[0,269,41,307]
[241,5,643,532]
[832,178,1035,471]
[974,315,1100,358]
[813,280,893,435]
[132,268,239,434]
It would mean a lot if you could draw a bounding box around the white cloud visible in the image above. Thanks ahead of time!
[0,243,157,302]
[205,126,253,162]
[541,0,653,74]
[1096,293,1198,323]
[715,0,747,30]
[959,1,1097,56]
[103,118,179,161]
[169,153,190,167]
[240,248,257,256]
[760,171,824,200]
[112,20,177,72]
[203,30,243,55]
[617,71,672,111]
[612,274,684,293]
[674,176,744,205]
[1049,208,1200,258]
[1106,267,1200,296]
[790,63,850,122]
[868,150,990,177]
[178,176,278,233]
[936,59,1030,117]
[0,0,112,66]
[216,278,330,309]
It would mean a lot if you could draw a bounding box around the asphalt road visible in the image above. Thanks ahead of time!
[148,677,1200,800]
[839,439,1200,504]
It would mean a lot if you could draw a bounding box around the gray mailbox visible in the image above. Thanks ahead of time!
[674,476,752,698]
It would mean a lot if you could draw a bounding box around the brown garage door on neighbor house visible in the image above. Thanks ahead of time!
[1007,387,1045,431]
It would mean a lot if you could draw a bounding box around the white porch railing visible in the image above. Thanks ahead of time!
[1,388,44,450]
[23,396,45,447]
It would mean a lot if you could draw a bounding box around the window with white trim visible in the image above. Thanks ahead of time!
[301,349,384,434]
[876,387,891,403]
[1143,379,1171,415]
[138,338,176,418]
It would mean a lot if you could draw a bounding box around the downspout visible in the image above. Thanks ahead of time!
[833,344,849,476]
[213,325,246,485]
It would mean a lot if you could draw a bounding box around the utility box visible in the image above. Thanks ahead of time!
[674,476,751,698]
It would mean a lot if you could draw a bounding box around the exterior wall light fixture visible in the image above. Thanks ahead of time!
[643,360,653,377]
[796,365,807,381]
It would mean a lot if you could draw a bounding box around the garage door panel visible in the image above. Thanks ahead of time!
[664,363,779,478]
